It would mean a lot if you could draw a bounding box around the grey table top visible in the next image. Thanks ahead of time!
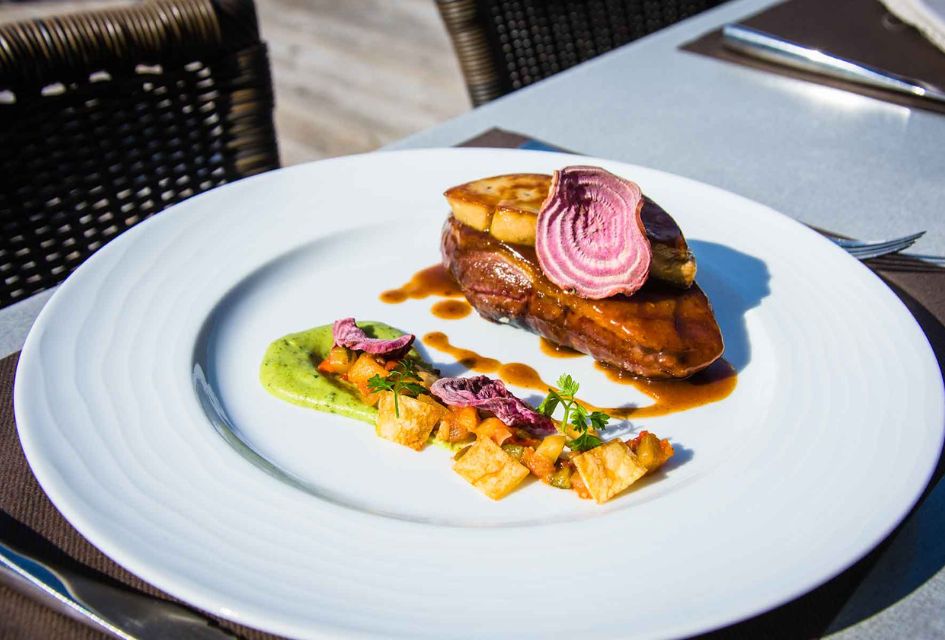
[2,0,944,637]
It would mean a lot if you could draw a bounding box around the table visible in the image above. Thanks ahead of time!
[3,0,944,637]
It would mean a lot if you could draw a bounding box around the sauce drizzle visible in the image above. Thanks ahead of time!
[431,299,472,320]
[386,265,737,419]
[380,265,461,303]
[422,331,736,419]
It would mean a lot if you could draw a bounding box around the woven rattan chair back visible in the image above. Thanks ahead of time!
[437,0,727,106]
[0,0,279,309]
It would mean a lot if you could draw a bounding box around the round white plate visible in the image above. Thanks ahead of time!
[15,148,944,639]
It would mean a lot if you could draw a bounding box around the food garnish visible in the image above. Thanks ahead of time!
[262,318,677,503]
[535,166,652,299]
[440,172,696,288]
[333,316,415,357]
[367,358,428,418]
[537,374,608,452]
[429,375,555,436]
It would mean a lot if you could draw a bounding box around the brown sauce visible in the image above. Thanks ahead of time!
[423,331,736,419]
[538,337,583,358]
[380,265,462,304]
[422,332,499,372]
[386,265,736,418]
[431,299,472,320]
[595,359,737,418]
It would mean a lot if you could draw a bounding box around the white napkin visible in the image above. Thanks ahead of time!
[881,0,945,54]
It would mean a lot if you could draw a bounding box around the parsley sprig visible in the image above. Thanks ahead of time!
[537,374,609,452]
[367,358,428,417]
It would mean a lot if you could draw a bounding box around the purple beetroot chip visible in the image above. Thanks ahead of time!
[430,375,556,436]
[332,318,415,358]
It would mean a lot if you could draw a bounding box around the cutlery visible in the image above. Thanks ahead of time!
[0,536,237,639]
[820,230,924,259]
[721,23,945,104]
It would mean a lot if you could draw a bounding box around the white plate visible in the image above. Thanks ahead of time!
[14,148,944,639]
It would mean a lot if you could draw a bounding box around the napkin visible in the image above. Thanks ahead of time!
[882,0,945,53]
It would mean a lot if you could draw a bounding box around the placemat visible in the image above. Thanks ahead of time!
[681,0,945,115]
[2,128,944,639]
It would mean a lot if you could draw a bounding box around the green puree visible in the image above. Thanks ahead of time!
[259,321,414,424]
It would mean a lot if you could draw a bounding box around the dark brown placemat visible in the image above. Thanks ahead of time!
[2,127,943,639]
[682,0,945,115]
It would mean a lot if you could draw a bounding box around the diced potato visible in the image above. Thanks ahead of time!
[376,392,446,451]
[473,417,514,445]
[416,393,446,410]
[347,353,390,405]
[521,447,555,482]
[418,370,439,389]
[572,440,647,504]
[453,436,530,499]
[627,431,674,474]
[490,207,537,245]
[535,434,566,462]
[436,405,479,443]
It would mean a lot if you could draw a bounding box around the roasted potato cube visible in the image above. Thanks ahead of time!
[572,440,647,504]
[453,436,530,499]
[376,392,446,450]
[490,207,537,245]
[473,417,513,445]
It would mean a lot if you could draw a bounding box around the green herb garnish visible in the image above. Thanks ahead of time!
[367,357,428,417]
[537,374,609,452]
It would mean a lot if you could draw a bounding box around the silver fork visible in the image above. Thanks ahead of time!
[821,230,925,260]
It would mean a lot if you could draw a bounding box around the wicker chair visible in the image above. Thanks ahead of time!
[0,0,279,309]
[436,0,728,106]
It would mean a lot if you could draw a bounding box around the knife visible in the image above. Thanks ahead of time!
[721,23,945,104]
[0,537,239,639]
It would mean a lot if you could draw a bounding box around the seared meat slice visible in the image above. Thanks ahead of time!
[441,217,723,379]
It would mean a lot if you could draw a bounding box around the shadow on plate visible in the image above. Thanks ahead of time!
[691,274,945,639]
[689,240,771,374]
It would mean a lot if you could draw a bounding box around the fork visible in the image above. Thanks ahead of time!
[821,230,925,260]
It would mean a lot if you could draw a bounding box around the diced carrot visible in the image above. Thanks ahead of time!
[347,353,390,405]
[521,446,555,482]
[436,405,479,443]
[317,346,353,375]
[474,417,514,446]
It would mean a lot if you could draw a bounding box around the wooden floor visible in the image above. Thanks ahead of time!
[0,0,471,166]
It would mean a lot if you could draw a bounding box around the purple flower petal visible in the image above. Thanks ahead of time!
[332,318,415,358]
[430,375,556,436]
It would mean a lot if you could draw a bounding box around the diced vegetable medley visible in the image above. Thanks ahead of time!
[314,319,675,504]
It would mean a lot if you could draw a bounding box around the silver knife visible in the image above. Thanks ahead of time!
[0,537,239,639]
[721,23,945,104]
